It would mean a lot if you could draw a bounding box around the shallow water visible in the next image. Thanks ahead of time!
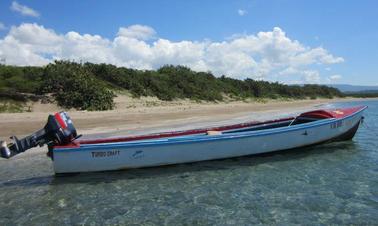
[0,100,377,225]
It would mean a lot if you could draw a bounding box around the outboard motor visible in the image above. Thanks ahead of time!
[0,112,78,159]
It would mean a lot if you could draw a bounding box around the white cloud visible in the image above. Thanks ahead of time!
[238,9,247,16]
[0,23,344,83]
[279,67,344,84]
[302,70,321,83]
[329,74,342,80]
[281,68,322,84]
[278,67,299,76]
[286,80,303,85]
[9,23,62,46]
[325,74,342,83]
[0,22,6,30]
[117,24,156,40]
[289,47,344,66]
[10,1,39,17]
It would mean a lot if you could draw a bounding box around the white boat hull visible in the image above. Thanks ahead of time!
[53,109,365,173]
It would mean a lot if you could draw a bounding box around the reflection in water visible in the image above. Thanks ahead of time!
[0,101,377,225]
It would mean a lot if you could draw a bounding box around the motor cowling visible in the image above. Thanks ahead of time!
[0,112,78,159]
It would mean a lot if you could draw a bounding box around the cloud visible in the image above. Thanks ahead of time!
[325,74,342,83]
[289,47,344,66]
[117,24,156,40]
[280,68,322,84]
[329,74,342,80]
[0,23,344,83]
[0,22,6,30]
[278,67,299,76]
[238,9,247,16]
[302,70,321,84]
[10,1,39,17]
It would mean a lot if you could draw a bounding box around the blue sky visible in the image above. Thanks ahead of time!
[0,0,377,85]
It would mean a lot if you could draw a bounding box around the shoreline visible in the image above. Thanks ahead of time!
[0,97,375,140]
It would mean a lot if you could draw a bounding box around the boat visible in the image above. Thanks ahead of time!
[0,106,367,174]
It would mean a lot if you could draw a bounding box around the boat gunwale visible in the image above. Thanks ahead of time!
[77,117,296,144]
[54,106,368,152]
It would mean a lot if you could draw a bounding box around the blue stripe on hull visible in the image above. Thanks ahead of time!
[54,106,367,152]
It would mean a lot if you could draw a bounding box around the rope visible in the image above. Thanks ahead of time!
[360,117,378,137]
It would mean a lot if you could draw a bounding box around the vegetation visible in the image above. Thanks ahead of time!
[0,61,115,111]
[0,61,345,111]
[39,62,115,111]
[0,98,28,113]
[83,63,343,101]
[344,91,378,98]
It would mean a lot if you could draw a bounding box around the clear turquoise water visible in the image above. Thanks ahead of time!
[0,101,377,225]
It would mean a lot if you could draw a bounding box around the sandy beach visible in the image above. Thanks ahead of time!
[0,96,373,141]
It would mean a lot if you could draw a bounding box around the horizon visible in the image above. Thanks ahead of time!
[0,0,377,86]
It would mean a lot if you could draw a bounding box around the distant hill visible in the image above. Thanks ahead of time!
[328,84,378,93]
[345,90,378,94]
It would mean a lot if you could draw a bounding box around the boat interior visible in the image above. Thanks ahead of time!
[76,110,336,146]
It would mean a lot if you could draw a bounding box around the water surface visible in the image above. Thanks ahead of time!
[1,100,377,225]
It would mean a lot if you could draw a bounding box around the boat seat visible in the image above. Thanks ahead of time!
[206,131,223,135]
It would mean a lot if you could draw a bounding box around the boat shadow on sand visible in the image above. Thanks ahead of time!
[0,141,359,188]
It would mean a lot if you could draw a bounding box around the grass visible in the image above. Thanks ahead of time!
[0,99,28,113]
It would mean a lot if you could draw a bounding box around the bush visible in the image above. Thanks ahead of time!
[41,61,115,111]
[0,99,26,113]
[0,61,345,110]
[0,65,43,93]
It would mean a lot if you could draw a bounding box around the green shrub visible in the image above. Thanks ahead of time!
[0,61,344,111]
[40,61,115,111]
[0,65,43,93]
[0,99,26,113]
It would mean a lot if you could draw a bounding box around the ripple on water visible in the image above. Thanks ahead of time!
[0,101,377,225]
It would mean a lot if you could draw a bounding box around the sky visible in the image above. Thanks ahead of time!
[0,0,377,85]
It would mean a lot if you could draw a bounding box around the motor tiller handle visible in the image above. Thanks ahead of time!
[0,112,78,159]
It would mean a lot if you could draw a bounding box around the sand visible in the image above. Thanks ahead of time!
[0,95,373,141]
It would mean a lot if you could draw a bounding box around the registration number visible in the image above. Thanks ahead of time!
[330,120,343,129]
[91,150,120,158]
